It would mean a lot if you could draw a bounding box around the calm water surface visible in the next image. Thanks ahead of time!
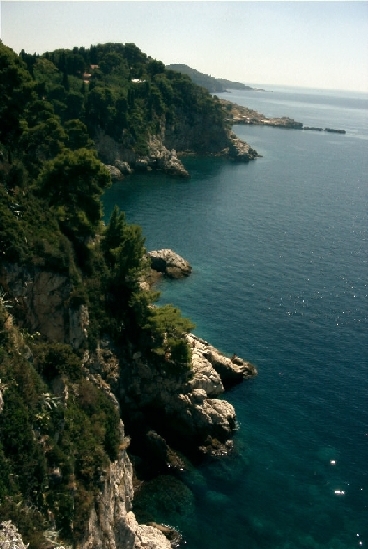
[103,86,368,549]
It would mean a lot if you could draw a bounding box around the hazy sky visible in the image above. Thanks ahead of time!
[1,1,368,92]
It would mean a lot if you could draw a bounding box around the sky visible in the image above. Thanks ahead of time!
[1,1,368,92]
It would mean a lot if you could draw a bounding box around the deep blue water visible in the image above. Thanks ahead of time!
[103,86,368,549]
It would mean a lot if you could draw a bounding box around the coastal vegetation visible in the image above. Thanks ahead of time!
[0,40,207,547]
[0,38,260,547]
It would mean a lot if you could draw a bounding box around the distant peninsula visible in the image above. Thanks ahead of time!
[166,63,264,93]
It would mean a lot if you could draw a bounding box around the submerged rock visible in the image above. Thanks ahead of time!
[133,475,195,525]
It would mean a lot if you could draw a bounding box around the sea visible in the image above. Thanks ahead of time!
[103,85,368,549]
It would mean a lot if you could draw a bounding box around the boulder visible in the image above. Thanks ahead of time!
[115,159,133,174]
[105,164,124,180]
[164,390,237,446]
[148,249,192,279]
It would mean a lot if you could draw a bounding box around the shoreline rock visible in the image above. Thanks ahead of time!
[227,132,261,161]
[148,249,192,279]
[187,333,257,389]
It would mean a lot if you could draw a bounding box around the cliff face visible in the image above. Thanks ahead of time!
[0,259,256,548]
[0,263,88,350]
[79,426,171,549]
[95,130,190,178]
[163,113,230,154]
[0,269,170,549]
[95,116,258,178]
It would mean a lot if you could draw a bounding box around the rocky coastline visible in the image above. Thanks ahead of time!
[220,98,346,134]
[95,114,260,179]
[0,257,257,548]
[220,98,303,128]
[100,99,345,181]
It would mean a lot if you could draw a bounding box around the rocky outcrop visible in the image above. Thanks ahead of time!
[167,389,237,450]
[95,130,189,178]
[115,160,133,175]
[147,136,189,178]
[187,333,257,388]
[105,165,124,181]
[95,115,259,177]
[120,332,256,459]
[0,521,33,549]
[227,132,260,162]
[147,249,192,279]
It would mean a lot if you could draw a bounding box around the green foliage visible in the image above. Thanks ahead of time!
[20,115,67,175]
[37,148,111,242]
[0,39,226,545]
[0,304,120,544]
[0,179,75,271]
[0,42,36,146]
[65,118,94,150]
[32,342,84,381]
[144,304,194,371]
[0,388,47,500]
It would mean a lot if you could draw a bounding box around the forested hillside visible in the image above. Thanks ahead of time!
[0,41,256,548]
[0,41,197,548]
[17,43,229,158]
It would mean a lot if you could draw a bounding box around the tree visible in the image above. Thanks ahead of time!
[0,42,36,146]
[20,115,67,175]
[37,148,111,240]
[65,119,94,150]
[102,206,154,338]
[144,304,194,370]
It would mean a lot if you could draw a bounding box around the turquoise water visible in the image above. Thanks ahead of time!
[103,86,368,549]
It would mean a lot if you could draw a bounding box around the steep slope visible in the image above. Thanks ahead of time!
[0,42,257,549]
